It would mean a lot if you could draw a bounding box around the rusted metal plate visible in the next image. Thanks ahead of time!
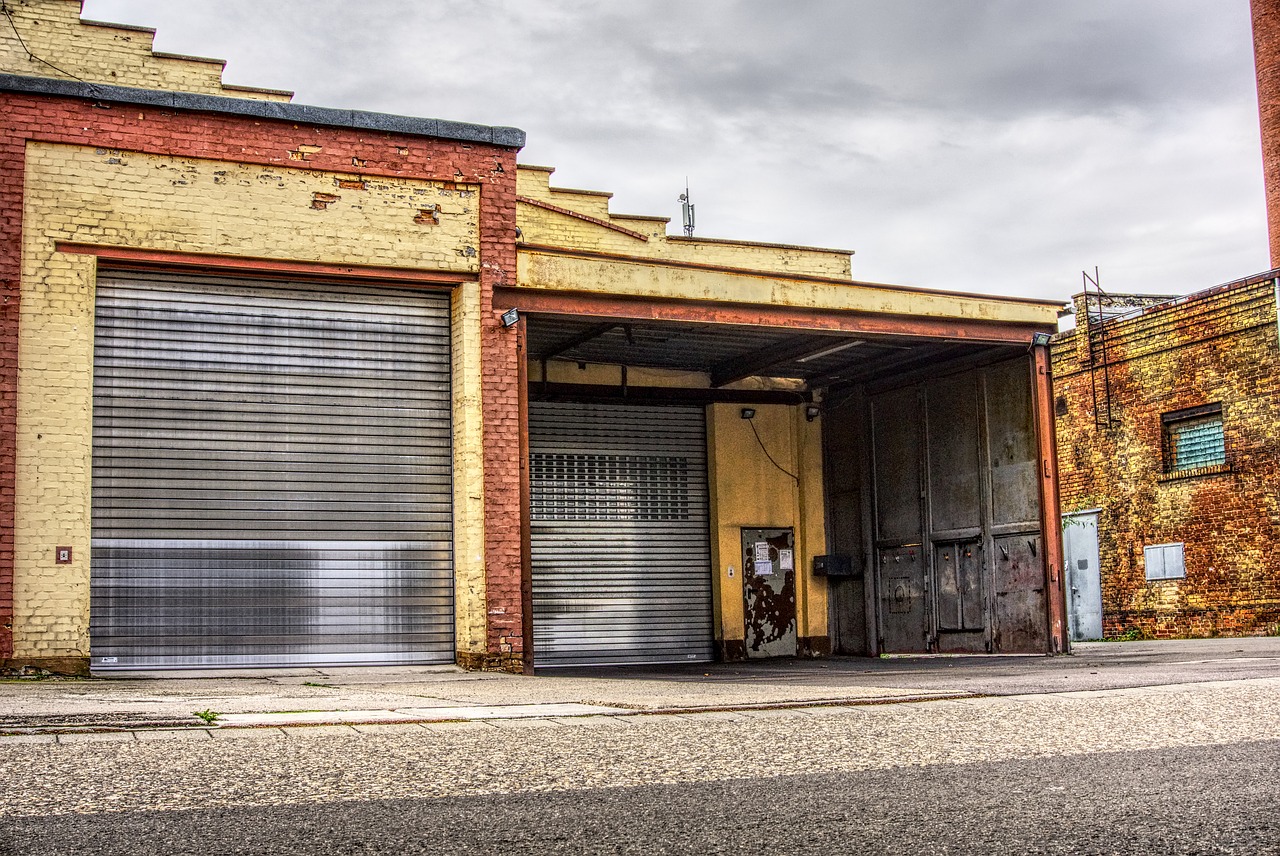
[823,392,869,655]
[876,545,928,653]
[860,357,1050,656]
[741,528,797,657]
[935,540,984,632]
[993,534,1048,653]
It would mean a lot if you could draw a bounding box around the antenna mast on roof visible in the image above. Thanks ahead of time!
[678,180,695,238]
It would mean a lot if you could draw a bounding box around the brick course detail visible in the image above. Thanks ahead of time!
[1051,276,1280,639]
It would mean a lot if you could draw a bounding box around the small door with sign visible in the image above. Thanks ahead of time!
[741,528,797,658]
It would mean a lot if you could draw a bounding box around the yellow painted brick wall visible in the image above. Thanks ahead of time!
[31,144,480,270]
[518,250,1059,326]
[516,165,855,279]
[0,0,292,100]
[793,406,828,642]
[451,282,487,655]
[13,141,484,658]
[515,165,1064,328]
[13,242,97,659]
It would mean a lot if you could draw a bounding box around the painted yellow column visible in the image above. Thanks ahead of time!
[706,402,829,656]
[451,282,487,657]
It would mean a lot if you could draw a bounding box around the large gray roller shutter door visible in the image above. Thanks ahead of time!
[530,401,714,667]
[89,272,454,669]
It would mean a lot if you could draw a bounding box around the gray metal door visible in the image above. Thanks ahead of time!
[89,272,454,669]
[1063,511,1104,641]
[529,401,714,666]
[871,388,929,653]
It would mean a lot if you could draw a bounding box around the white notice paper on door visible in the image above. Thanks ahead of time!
[753,542,771,562]
[753,560,774,576]
[779,549,794,571]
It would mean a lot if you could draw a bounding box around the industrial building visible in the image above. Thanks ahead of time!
[0,1,1064,674]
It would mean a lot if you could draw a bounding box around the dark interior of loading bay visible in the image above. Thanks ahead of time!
[524,314,1051,659]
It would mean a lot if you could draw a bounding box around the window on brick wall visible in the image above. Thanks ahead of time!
[1144,543,1186,581]
[1161,403,1225,474]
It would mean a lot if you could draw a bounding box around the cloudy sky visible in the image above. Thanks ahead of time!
[81,0,1269,302]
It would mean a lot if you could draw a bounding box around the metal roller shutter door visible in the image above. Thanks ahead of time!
[530,401,714,667]
[89,272,454,669]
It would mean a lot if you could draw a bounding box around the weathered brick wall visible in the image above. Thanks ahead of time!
[0,90,521,668]
[1051,276,1280,638]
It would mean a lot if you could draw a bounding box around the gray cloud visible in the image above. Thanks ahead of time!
[81,0,1269,299]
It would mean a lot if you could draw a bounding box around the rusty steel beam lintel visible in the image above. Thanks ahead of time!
[709,334,860,388]
[530,382,809,406]
[496,286,1045,345]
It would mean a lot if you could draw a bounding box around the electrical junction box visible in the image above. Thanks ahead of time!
[813,554,855,577]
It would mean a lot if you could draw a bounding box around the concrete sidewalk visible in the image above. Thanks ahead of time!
[3,637,1278,737]
[0,663,965,736]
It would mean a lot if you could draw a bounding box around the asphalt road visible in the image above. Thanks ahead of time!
[2,672,1277,855]
[3,739,1277,855]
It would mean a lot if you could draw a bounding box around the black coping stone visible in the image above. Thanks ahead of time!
[0,72,526,148]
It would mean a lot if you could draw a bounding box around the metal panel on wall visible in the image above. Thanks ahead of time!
[530,401,714,667]
[984,359,1040,527]
[871,388,922,543]
[90,272,454,668]
[926,374,981,533]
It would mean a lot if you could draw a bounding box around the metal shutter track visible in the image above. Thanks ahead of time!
[530,401,714,667]
[89,273,454,668]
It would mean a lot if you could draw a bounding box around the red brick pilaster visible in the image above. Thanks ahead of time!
[475,152,526,672]
[1253,0,1280,266]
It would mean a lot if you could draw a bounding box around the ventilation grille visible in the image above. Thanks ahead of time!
[531,453,691,521]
